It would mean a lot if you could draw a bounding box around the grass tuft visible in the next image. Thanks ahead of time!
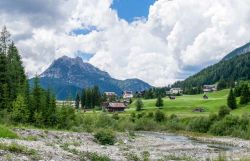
[0,125,19,139]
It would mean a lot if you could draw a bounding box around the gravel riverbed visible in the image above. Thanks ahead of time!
[0,128,250,161]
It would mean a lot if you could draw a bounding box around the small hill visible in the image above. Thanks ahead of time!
[30,56,151,100]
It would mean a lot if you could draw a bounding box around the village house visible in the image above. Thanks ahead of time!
[103,102,126,112]
[166,88,183,95]
[123,91,133,99]
[104,92,117,101]
[203,84,217,93]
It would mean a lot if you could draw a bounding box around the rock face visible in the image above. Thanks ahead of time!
[30,56,151,100]
[222,42,250,61]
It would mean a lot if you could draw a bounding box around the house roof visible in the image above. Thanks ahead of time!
[108,102,126,108]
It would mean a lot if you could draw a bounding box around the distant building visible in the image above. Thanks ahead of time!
[166,88,183,95]
[123,91,133,99]
[103,102,126,112]
[104,92,117,97]
[104,92,117,101]
[203,84,217,93]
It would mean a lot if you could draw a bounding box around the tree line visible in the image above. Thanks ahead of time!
[0,26,57,127]
[74,86,102,109]
[227,81,250,110]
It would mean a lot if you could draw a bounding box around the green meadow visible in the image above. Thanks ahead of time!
[128,89,250,117]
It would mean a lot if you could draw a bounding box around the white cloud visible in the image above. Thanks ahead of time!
[1,0,250,86]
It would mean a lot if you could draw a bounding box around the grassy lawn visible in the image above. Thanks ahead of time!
[127,89,250,117]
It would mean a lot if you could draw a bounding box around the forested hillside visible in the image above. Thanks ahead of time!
[173,52,250,92]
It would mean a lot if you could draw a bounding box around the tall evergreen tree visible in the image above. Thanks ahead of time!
[136,98,143,111]
[75,93,80,109]
[7,42,26,101]
[11,94,29,123]
[92,86,101,107]
[31,75,42,119]
[240,84,249,105]
[0,26,10,109]
[0,26,11,54]
[155,96,164,108]
[227,88,237,109]
[81,89,86,109]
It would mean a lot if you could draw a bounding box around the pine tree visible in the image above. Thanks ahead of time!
[227,88,237,109]
[240,84,249,105]
[11,94,29,123]
[136,98,143,111]
[7,42,26,101]
[0,27,10,109]
[0,26,11,54]
[92,86,101,107]
[75,93,80,109]
[155,96,164,108]
[81,89,86,109]
[31,75,42,120]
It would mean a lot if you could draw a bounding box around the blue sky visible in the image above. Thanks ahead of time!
[111,0,156,22]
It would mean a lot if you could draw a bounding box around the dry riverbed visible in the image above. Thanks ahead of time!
[0,128,250,161]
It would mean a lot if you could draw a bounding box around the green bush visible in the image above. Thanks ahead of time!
[96,114,114,128]
[218,106,231,118]
[0,125,18,139]
[134,118,159,131]
[154,110,165,122]
[209,115,240,136]
[94,129,116,145]
[187,117,211,133]
[147,112,154,118]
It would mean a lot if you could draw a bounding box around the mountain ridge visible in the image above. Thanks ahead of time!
[172,42,250,90]
[31,56,151,100]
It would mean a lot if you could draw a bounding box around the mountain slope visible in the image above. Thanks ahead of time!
[222,42,250,61]
[173,52,250,88]
[30,56,151,100]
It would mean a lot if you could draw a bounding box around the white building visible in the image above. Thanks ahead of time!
[123,91,133,99]
[166,88,183,95]
[203,84,217,93]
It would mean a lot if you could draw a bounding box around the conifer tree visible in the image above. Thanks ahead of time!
[136,98,143,111]
[75,93,80,109]
[81,89,86,109]
[11,94,29,123]
[240,84,249,105]
[0,27,9,109]
[227,88,237,109]
[155,96,164,108]
[31,75,42,119]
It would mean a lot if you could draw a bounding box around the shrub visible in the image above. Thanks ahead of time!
[218,106,231,118]
[95,113,114,128]
[112,113,119,120]
[154,110,165,122]
[56,106,76,129]
[147,112,154,118]
[209,115,240,136]
[170,114,177,120]
[155,96,164,108]
[135,118,159,131]
[135,98,143,111]
[137,112,146,119]
[187,117,211,133]
[0,125,18,139]
[94,129,116,145]
[208,113,218,122]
